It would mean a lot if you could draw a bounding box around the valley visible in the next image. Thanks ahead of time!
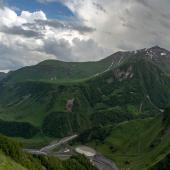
[25,134,118,170]
[0,46,170,169]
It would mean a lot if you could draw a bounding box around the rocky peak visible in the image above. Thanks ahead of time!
[140,46,170,62]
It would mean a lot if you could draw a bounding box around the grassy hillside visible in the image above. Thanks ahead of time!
[0,80,92,126]
[0,119,39,138]
[151,153,170,170]
[0,80,93,138]
[3,46,170,83]
[0,151,26,170]
[0,57,170,139]
[0,47,170,169]
[87,58,170,114]
[4,56,115,82]
[77,108,170,170]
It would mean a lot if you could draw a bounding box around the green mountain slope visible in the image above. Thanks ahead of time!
[0,52,170,139]
[0,46,170,169]
[0,151,26,170]
[0,80,93,138]
[151,154,170,170]
[3,46,170,83]
[0,72,6,81]
[4,57,115,82]
[77,108,170,170]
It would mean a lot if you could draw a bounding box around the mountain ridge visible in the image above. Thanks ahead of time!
[0,48,170,139]
[0,46,170,170]
[3,46,170,83]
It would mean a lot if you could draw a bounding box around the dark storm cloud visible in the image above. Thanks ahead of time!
[92,2,106,13]
[135,0,149,7]
[0,43,26,70]
[43,38,72,61]
[41,37,111,62]
[24,19,95,34]
[0,26,43,38]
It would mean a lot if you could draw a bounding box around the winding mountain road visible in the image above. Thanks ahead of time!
[24,134,118,170]
[25,134,78,155]
[40,134,78,152]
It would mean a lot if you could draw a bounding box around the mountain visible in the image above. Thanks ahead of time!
[0,46,170,140]
[0,72,7,81]
[4,58,114,82]
[0,134,97,170]
[76,108,170,170]
[151,154,170,170]
[0,46,170,169]
[3,46,170,83]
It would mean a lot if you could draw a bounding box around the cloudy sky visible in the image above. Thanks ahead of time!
[0,0,170,71]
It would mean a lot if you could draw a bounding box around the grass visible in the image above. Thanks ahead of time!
[14,134,55,149]
[0,54,170,140]
[5,57,114,83]
[87,116,170,170]
[0,151,26,170]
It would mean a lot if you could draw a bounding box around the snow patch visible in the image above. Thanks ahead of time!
[134,50,137,54]
[161,52,166,56]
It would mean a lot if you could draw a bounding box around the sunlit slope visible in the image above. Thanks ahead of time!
[0,151,26,170]
[4,57,115,82]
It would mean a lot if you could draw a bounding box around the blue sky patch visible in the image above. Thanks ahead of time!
[5,0,74,19]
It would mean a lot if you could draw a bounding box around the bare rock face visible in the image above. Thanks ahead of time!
[113,65,134,82]
[66,98,75,112]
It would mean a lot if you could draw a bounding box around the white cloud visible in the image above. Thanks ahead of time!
[61,0,170,51]
[0,7,47,27]
[0,5,110,70]
[42,37,111,61]
[0,7,18,27]
[0,7,54,70]
[0,32,55,70]
[20,10,47,22]
[1,0,170,70]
